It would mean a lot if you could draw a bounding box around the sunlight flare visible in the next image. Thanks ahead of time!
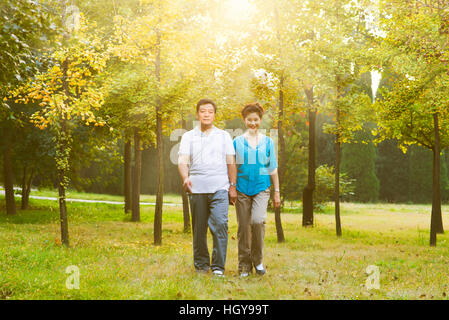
[224,0,256,22]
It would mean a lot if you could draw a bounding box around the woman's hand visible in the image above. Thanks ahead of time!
[273,191,281,208]
[229,185,237,205]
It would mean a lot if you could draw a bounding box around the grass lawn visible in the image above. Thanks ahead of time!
[1,192,449,300]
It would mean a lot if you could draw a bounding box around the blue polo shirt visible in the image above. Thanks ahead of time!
[233,134,278,196]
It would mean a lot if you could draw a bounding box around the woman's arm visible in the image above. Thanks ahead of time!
[267,137,281,208]
[269,168,281,208]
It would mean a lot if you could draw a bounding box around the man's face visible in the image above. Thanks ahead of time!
[196,103,216,126]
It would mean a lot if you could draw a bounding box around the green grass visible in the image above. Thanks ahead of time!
[1,191,449,300]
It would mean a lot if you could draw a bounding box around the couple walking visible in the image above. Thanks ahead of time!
[178,98,281,278]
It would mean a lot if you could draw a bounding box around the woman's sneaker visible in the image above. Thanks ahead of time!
[255,264,266,276]
[196,269,209,275]
[240,272,250,278]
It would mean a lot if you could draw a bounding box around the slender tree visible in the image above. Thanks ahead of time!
[375,0,449,246]
[1,0,53,215]
[11,11,109,246]
[302,85,316,227]
[110,0,202,244]
[306,0,372,236]
[124,131,132,213]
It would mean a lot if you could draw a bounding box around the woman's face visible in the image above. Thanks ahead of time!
[244,112,261,131]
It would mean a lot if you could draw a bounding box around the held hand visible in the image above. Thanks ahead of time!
[229,185,237,206]
[273,192,281,208]
[183,177,193,193]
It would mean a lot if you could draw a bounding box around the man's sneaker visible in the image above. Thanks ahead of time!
[212,270,225,277]
[240,272,250,278]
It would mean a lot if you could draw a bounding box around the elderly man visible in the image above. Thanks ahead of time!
[178,98,237,277]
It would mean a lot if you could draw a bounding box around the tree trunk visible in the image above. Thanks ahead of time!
[25,169,34,209]
[21,166,34,210]
[154,29,164,246]
[21,166,27,209]
[302,86,315,227]
[131,127,142,222]
[57,119,70,247]
[59,56,70,247]
[58,0,71,247]
[430,112,444,246]
[181,185,190,233]
[335,133,342,237]
[181,115,191,233]
[335,78,342,237]
[154,105,164,245]
[275,75,286,243]
[273,6,285,242]
[2,127,17,215]
[124,132,132,214]
[58,160,69,247]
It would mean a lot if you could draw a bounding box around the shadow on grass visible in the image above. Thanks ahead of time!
[0,199,59,224]
[267,204,363,215]
[0,197,184,226]
[0,198,126,225]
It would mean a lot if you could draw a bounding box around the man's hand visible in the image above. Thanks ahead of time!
[273,191,281,208]
[229,185,237,205]
[183,177,193,193]
[178,159,192,193]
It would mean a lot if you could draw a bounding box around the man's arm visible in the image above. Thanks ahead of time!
[226,154,237,205]
[178,154,192,193]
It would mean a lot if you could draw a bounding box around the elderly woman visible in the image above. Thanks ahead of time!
[233,102,281,277]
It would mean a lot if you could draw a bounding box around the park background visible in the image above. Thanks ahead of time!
[1,0,449,299]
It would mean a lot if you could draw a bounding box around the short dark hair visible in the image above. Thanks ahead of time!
[242,102,264,119]
[196,98,217,113]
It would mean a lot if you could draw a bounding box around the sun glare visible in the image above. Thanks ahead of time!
[224,0,255,22]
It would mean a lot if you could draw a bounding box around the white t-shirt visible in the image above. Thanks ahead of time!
[178,125,235,194]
